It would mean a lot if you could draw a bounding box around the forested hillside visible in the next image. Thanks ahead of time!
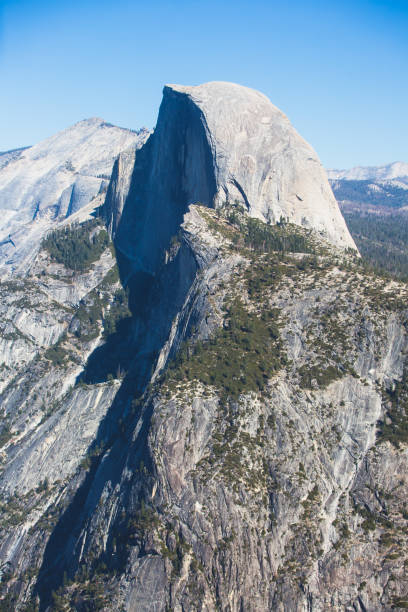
[332,179,408,212]
[329,167,408,280]
[344,212,408,280]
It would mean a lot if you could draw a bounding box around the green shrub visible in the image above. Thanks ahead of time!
[298,363,342,389]
[0,424,12,448]
[74,295,103,341]
[102,288,131,338]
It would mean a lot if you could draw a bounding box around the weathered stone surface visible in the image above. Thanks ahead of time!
[104,147,138,239]
[107,82,355,288]
[163,82,356,248]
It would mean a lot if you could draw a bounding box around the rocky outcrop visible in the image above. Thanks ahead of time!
[2,203,404,611]
[2,83,407,612]
[107,82,355,278]
[167,83,355,248]
[104,148,138,238]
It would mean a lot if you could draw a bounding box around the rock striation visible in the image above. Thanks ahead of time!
[165,82,355,248]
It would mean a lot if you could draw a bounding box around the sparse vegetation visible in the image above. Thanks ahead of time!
[234,215,316,254]
[3,192,408,610]
[44,342,69,366]
[206,202,321,256]
[74,293,103,341]
[102,287,131,338]
[298,363,342,389]
[164,298,286,400]
[0,424,12,448]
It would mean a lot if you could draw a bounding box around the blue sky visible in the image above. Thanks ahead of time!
[1,0,407,167]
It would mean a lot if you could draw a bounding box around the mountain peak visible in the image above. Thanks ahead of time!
[164,81,287,120]
[0,118,150,276]
[159,81,356,250]
[78,116,105,123]
[72,117,107,128]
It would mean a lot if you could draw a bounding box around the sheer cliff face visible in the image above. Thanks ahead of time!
[109,85,218,279]
[109,82,355,276]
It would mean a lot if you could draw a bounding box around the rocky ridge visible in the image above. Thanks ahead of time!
[0,119,149,278]
[0,83,407,611]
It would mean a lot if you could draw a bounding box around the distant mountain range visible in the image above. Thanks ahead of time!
[327,161,408,182]
[327,161,408,214]
[328,161,408,282]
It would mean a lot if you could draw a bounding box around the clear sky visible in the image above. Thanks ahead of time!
[1,0,407,168]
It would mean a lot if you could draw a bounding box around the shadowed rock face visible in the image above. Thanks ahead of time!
[108,81,356,270]
[109,86,218,282]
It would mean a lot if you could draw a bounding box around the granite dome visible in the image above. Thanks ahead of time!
[164,81,356,249]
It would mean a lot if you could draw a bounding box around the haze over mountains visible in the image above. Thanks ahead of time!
[0,83,407,611]
[327,161,408,182]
